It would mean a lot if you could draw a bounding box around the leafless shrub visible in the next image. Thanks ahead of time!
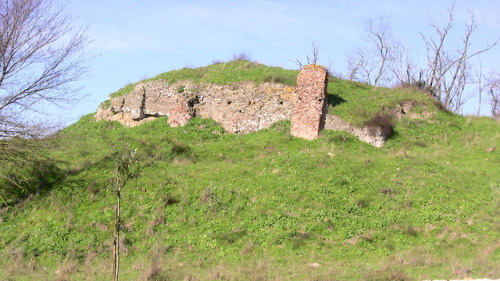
[294,42,321,69]
[355,198,370,208]
[140,245,168,281]
[364,269,410,281]
[380,188,395,196]
[210,266,230,280]
[240,241,254,255]
[55,249,77,281]
[347,48,369,82]
[140,261,165,281]
[84,252,97,280]
[5,247,24,275]
[403,226,419,237]
[231,52,252,61]
[364,112,395,137]
[451,261,472,280]
[200,187,213,203]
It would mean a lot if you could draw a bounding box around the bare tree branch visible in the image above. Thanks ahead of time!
[365,16,394,86]
[420,6,498,112]
[347,48,367,81]
[294,42,322,69]
[344,5,498,115]
[487,72,500,119]
[390,40,419,86]
[346,15,398,86]
[0,0,90,138]
[307,42,320,65]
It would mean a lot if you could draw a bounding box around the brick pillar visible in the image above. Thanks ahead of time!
[290,64,328,140]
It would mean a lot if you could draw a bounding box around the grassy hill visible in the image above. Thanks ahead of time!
[1,60,499,280]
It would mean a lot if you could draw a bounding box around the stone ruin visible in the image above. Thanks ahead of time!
[290,64,328,140]
[95,81,298,134]
[95,64,408,147]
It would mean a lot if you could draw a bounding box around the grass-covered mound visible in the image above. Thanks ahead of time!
[1,61,499,280]
[109,60,299,99]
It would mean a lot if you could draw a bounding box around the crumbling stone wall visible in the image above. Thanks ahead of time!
[168,96,192,127]
[324,115,386,147]
[95,65,412,147]
[290,65,328,140]
[95,81,297,134]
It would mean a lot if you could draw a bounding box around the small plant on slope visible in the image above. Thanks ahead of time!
[112,148,139,281]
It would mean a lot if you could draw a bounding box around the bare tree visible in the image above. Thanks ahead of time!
[421,6,498,113]
[346,48,368,82]
[344,6,498,114]
[0,0,89,138]
[390,40,420,86]
[487,73,500,119]
[346,15,398,86]
[475,55,488,116]
[365,16,396,86]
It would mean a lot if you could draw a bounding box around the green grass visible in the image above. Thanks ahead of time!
[326,77,438,125]
[109,59,298,98]
[1,61,499,280]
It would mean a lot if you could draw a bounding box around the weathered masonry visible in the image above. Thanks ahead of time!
[96,64,402,146]
[290,64,328,140]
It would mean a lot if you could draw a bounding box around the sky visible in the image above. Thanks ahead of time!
[61,0,500,124]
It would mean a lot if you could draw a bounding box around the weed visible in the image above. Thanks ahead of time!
[55,249,78,281]
[5,247,24,276]
[171,142,190,156]
[380,188,396,196]
[491,183,500,209]
[140,245,168,281]
[263,74,287,84]
[364,269,410,281]
[403,226,419,237]
[240,241,254,255]
[176,85,185,93]
[451,261,472,280]
[84,252,97,279]
[355,198,370,208]
[199,187,213,203]
[214,228,247,244]
[434,99,453,114]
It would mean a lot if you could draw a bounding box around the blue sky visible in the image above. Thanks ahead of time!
[64,0,500,123]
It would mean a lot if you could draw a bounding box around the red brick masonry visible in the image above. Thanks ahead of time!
[290,64,328,140]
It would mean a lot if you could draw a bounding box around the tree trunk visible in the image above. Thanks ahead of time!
[113,189,121,281]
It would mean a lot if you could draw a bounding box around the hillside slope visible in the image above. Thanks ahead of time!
[1,60,499,280]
